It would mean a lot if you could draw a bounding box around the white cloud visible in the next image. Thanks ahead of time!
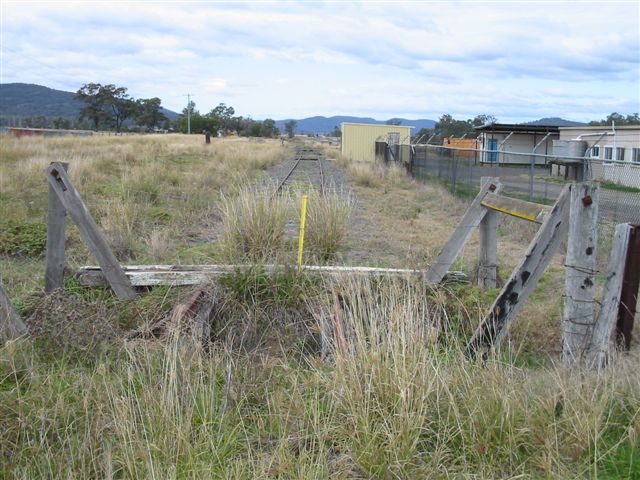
[1,1,638,122]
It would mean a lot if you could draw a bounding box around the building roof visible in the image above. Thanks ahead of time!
[474,123,560,134]
[558,125,640,131]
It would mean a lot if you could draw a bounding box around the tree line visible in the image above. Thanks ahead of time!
[413,114,497,144]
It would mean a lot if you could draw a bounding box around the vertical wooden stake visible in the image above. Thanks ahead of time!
[0,280,27,342]
[562,183,599,365]
[44,162,136,301]
[45,162,68,292]
[617,224,640,350]
[477,176,498,289]
[588,223,631,369]
[425,177,501,285]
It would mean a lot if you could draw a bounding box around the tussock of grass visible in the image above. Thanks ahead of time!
[348,161,412,189]
[218,185,289,263]
[304,188,353,263]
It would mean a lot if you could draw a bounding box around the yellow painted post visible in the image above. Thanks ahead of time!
[297,195,308,267]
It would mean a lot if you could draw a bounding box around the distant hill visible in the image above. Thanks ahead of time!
[0,83,179,121]
[274,116,436,135]
[523,117,586,127]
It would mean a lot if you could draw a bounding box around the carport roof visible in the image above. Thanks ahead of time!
[474,123,560,134]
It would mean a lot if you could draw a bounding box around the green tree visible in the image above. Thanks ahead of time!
[261,118,279,138]
[75,83,136,131]
[471,114,497,127]
[75,83,109,129]
[135,97,167,130]
[209,103,236,134]
[52,117,72,129]
[332,125,342,138]
[588,112,640,126]
[284,120,297,138]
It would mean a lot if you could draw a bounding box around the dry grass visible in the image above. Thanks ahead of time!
[1,277,637,478]
[304,188,354,263]
[217,185,290,263]
[1,134,638,478]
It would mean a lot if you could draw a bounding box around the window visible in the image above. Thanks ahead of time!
[603,146,613,161]
[590,145,600,158]
[632,148,640,164]
[616,147,625,161]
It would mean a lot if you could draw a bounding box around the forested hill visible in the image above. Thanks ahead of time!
[0,83,178,120]
[0,83,83,118]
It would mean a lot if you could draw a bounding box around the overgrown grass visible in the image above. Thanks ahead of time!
[304,188,353,263]
[1,277,637,478]
[217,185,290,263]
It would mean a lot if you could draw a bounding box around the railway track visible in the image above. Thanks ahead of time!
[274,147,325,196]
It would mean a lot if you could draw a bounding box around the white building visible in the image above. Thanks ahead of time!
[557,126,640,188]
[474,124,560,166]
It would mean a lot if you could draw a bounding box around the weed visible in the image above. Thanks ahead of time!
[0,221,47,258]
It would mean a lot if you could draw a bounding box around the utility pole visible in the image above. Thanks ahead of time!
[183,93,193,134]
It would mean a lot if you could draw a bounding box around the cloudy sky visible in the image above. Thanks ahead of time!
[1,1,638,122]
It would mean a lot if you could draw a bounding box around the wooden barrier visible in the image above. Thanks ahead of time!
[0,280,27,342]
[465,184,571,359]
[44,162,136,301]
[45,162,68,292]
[562,183,599,364]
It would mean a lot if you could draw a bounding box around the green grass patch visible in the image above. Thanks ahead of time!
[0,221,47,258]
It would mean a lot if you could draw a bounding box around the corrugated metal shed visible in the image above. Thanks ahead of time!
[341,122,414,163]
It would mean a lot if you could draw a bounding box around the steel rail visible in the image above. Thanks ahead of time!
[274,147,325,196]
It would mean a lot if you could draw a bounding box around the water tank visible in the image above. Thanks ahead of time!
[552,140,587,159]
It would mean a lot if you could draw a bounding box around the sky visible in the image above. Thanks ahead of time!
[1,1,639,123]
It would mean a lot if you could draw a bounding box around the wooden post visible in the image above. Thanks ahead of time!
[425,177,502,285]
[0,280,27,342]
[45,162,68,292]
[465,184,571,359]
[477,176,498,289]
[562,183,599,365]
[617,224,640,350]
[588,223,631,369]
[44,163,136,301]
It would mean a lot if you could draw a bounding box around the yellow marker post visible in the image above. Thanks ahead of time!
[297,195,308,268]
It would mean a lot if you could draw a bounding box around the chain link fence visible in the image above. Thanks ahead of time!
[403,143,640,265]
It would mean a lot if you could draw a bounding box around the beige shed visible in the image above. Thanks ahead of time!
[341,122,414,163]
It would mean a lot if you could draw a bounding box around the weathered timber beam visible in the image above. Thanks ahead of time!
[0,281,27,342]
[562,182,599,365]
[480,192,551,223]
[78,264,467,287]
[44,163,136,300]
[45,162,68,292]
[588,223,632,369]
[425,177,502,285]
[465,184,571,359]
